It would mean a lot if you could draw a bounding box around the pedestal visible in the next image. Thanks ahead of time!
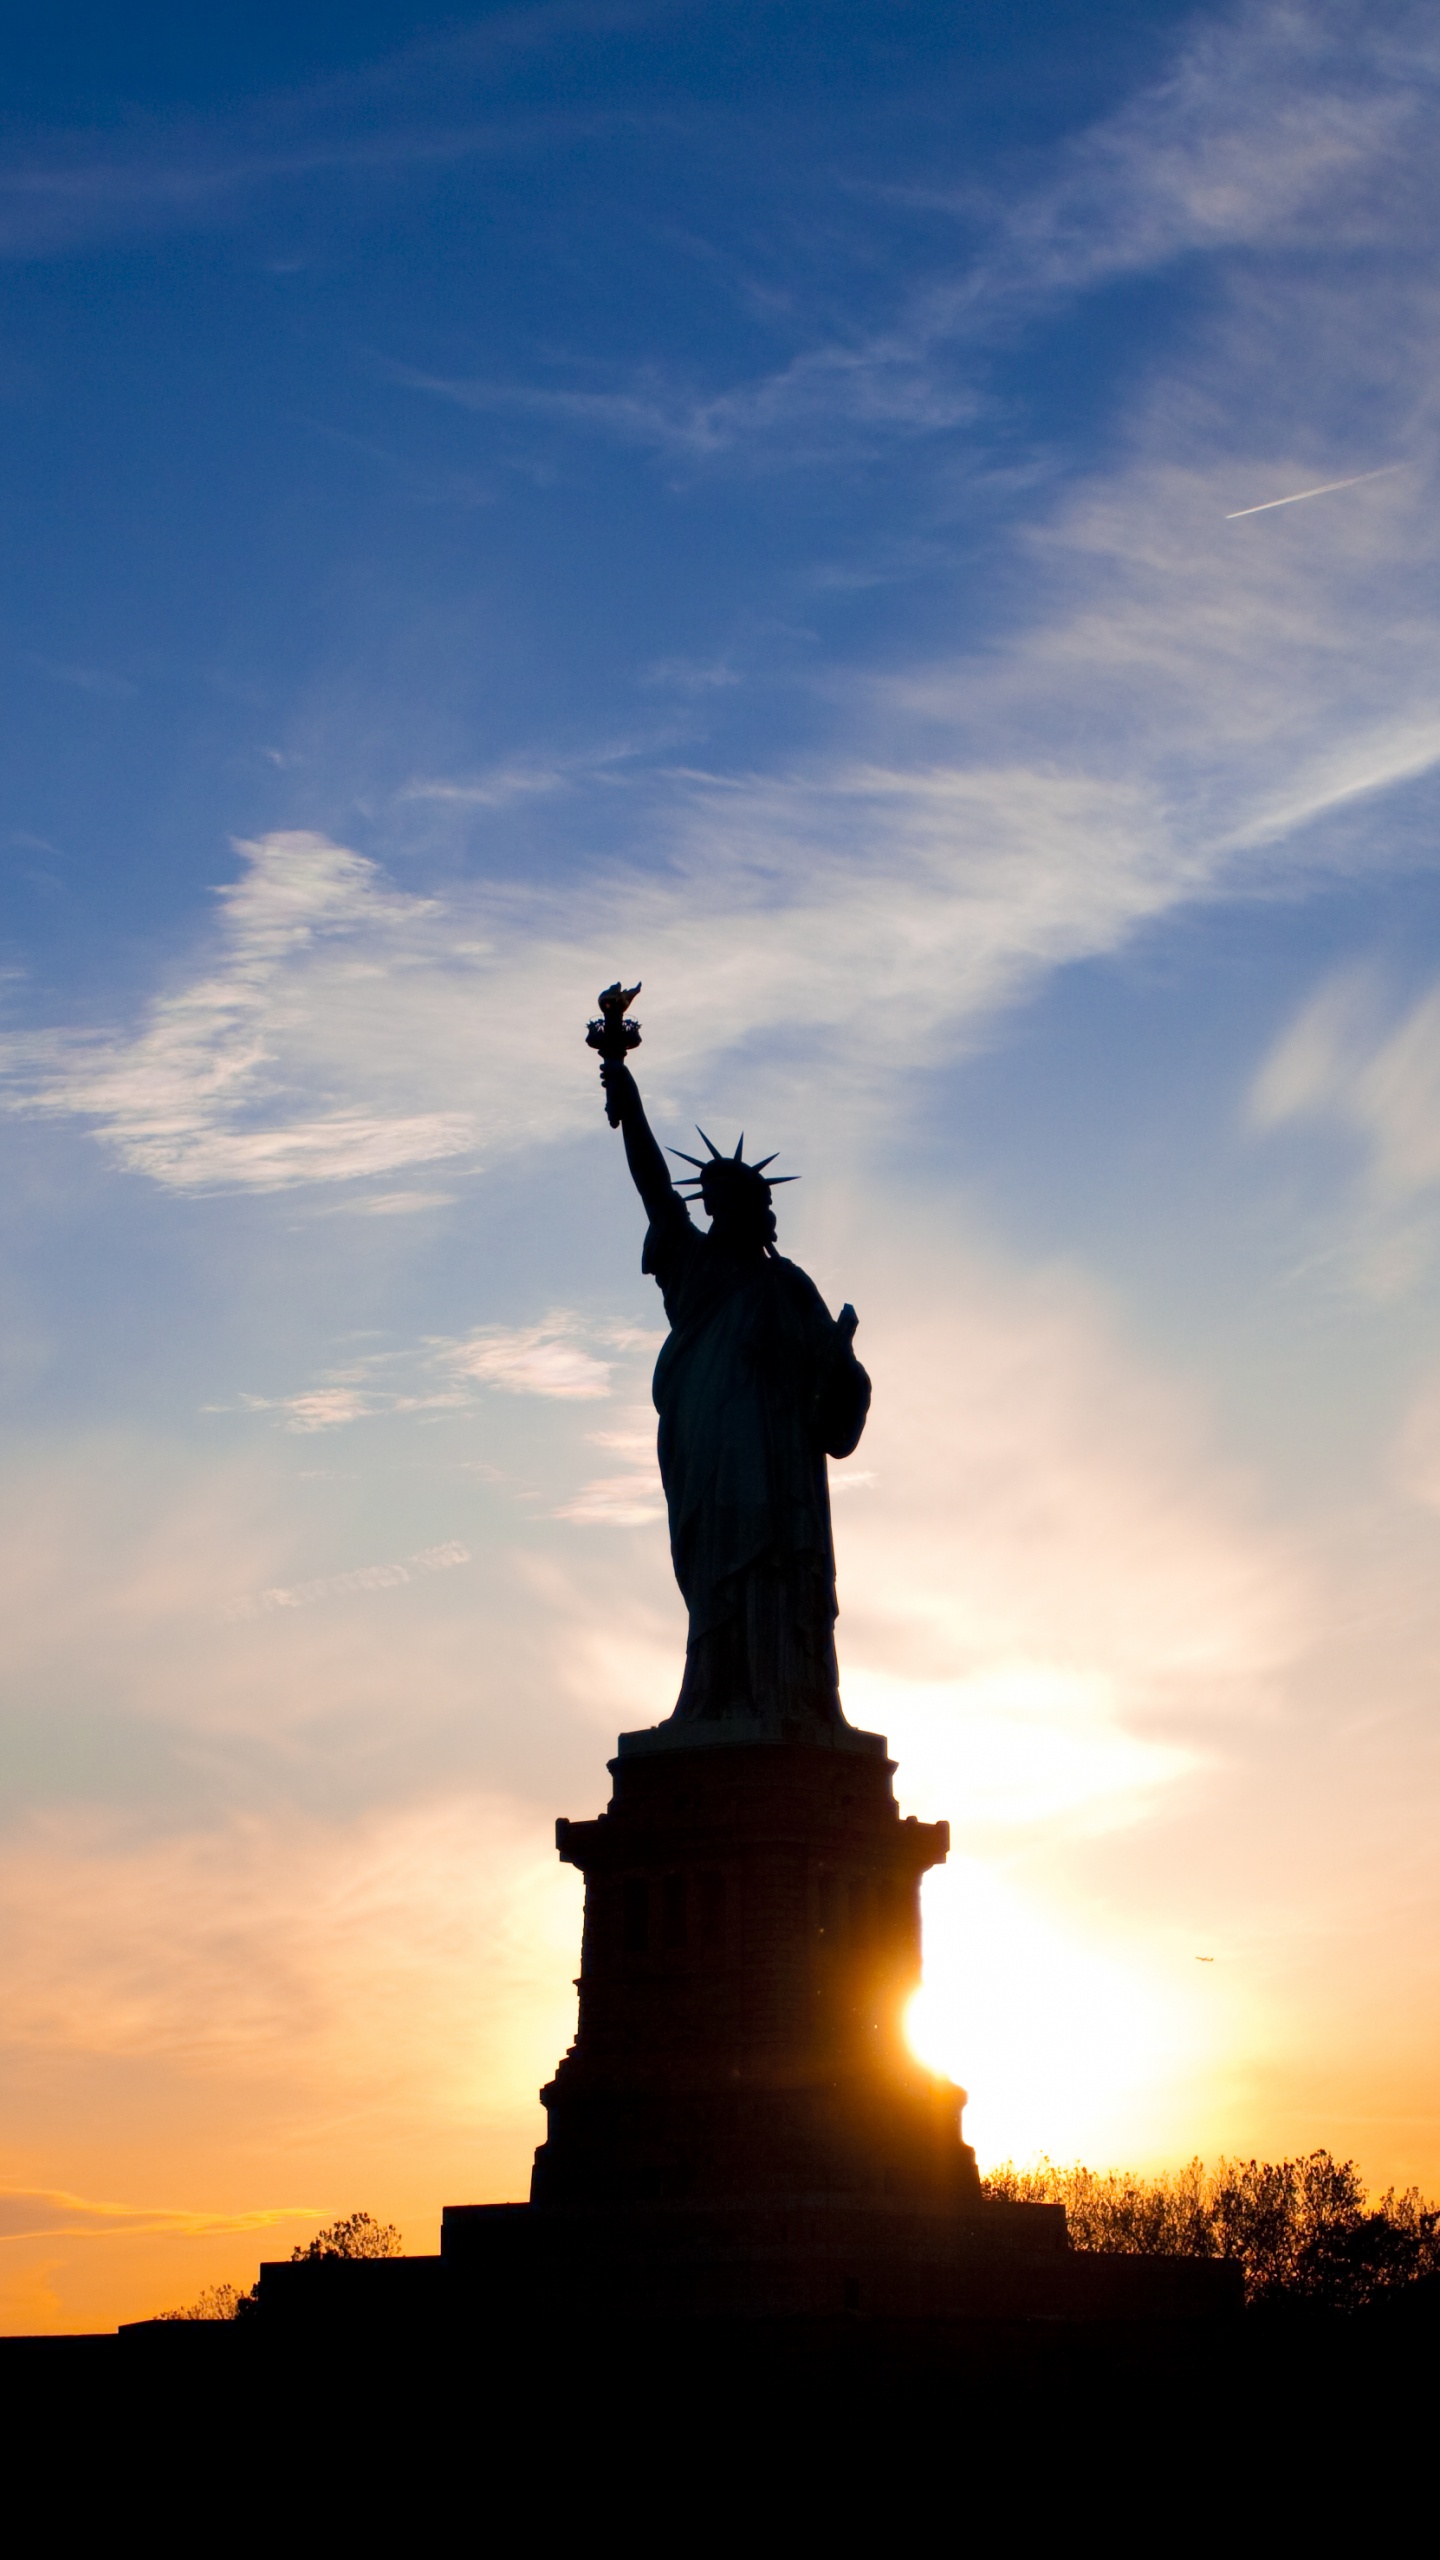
[533,1730,980,2214]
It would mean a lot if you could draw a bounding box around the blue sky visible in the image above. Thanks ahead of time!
[5,0,1440,2329]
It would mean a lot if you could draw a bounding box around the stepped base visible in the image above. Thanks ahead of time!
[247,2195,1239,2331]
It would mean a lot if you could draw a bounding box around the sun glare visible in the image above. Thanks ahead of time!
[906,1857,1207,2165]
[829,1665,1222,2160]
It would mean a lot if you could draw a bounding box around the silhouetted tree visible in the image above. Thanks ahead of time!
[160,2208,403,2319]
[159,2280,257,2321]
[983,2150,1440,2310]
[289,2209,403,2262]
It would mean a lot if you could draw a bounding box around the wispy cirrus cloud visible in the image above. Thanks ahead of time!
[391,4,1440,471]
[9,408,1440,1200]
[7,2,1439,469]
[0,2188,314,2242]
[0,832,476,1190]
[7,20,1440,1210]
[0,4,631,261]
[554,1473,665,1526]
[0,119,502,264]
[1252,968,1440,1211]
[0,785,1187,1189]
[386,328,982,466]
[242,1386,376,1432]
[397,729,658,807]
[229,1315,646,1432]
[976,0,1440,299]
[555,1408,665,1525]
[450,1323,618,1400]
[221,1539,470,1621]
[5,615,1438,1201]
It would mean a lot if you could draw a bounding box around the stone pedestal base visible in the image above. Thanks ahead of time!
[247,1716,1245,2347]
[535,1735,978,2213]
[437,2194,1239,2323]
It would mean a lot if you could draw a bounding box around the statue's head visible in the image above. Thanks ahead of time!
[671,1129,797,1253]
[697,1157,778,1249]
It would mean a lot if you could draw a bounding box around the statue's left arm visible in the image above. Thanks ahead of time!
[816,1300,871,1460]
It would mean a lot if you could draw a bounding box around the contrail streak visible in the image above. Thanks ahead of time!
[1225,465,1401,520]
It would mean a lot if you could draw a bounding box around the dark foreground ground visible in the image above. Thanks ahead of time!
[4,2284,1435,2538]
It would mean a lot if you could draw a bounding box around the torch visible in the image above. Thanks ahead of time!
[585,981,642,1127]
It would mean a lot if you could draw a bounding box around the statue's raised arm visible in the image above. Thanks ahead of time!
[583,978,871,1743]
[586,983,675,1225]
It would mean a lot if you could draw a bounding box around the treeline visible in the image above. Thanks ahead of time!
[164,2165,1440,2321]
[162,2211,402,2320]
[983,2151,1440,2312]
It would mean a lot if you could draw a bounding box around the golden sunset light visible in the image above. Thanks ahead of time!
[4,10,1440,2435]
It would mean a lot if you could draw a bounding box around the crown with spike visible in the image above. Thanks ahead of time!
[669,1126,799,1220]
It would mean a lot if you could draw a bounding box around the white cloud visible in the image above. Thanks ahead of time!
[400,763,569,807]
[333,1189,458,1216]
[0,832,475,1192]
[642,655,742,694]
[1251,969,1376,1126]
[0,11,597,265]
[222,1540,470,1621]
[10,23,1440,1200]
[7,468,1438,1219]
[448,1321,614,1400]
[390,6,1440,471]
[553,1474,666,1527]
[557,1408,665,1523]
[244,1386,375,1433]
[389,331,982,466]
[905,430,1440,874]
[981,0,1440,301]
[229,1316,635,1433]
[13,52,1440,1208]
[1253,969,1440,1200]
[0,783,1190,1192]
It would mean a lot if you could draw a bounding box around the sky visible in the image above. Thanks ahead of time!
[3,0,1440,2333]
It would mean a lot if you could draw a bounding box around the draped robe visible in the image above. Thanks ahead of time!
[644,1195,871,1732]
